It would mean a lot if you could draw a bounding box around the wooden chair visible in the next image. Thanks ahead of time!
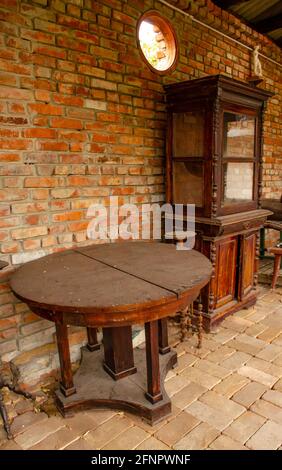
[268,245,282,289]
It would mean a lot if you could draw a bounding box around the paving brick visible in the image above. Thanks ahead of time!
[0,439,23,450]
[176,353,199,372]
[212,373,250,398]
[193,359,231,379]
[200,391,245,420]
[237,366,277,387]
[247,357,282,378]
[273,353,282,367]
[262,390,282,408]
[185,400,233,431]
[181,367,220,389]
[135,436,170,450]
[66,409,116,435]
[274,378,282,392]
[64,438,92,450]
[200,337,221,352]
[165,374,191,398]
[256,344,282,362]
[84,415,133,449]
[14,416,64,449]
[123,412,166,435]
[221,351,251,370]
[10,411,48,437]
[224,411,266,444]
[246,420,282,450]
[272,333,282,347]
[258,327,282,343]
[209,434,246,450]
[227,334,267,355]
[14,399,34,415]
[261,311,282,329]
[172,382,207,410]
[221,317,253,333]
[102,426,149,450]
[174,422,220,450]
[205,345,236,364]
[211,329,238,345]
[29,426,78,450]
[232,382,267,407]
[250,399,282,424]
[155,411,199,446]
[244,323,267,338]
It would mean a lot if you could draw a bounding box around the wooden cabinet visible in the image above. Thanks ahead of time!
[165,75,273,330]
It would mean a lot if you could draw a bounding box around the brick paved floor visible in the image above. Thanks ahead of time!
[1,285,282,450]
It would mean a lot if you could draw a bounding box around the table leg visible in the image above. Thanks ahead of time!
[272,254,281,289]
[145,320,163,404]
[87,327,100,352]
[103,326,137,380]
[158,318,170,354]
[55,321,76,397]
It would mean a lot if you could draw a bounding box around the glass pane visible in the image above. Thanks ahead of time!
[223,113,255,158]
[223,162,254,204]
[173,161,203,206]
[173,111,204,157]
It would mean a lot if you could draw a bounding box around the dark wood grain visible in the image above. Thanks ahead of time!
[87,327,100,352]
[11,243,212,326]
[55,319,76,397]
[10,241,211,424]
[145,320,163,404]
[165,75,273,330]
[103,326,136,380]
[158,318,170,354]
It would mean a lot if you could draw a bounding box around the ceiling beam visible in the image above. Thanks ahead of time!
[252,2,282,23]
[254,13,282,33]
[213,0,250,8]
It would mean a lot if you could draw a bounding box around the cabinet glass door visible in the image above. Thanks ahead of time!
[172,111,205,207]
[222,112,256,207]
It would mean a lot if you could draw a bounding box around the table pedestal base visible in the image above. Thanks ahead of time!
[55,346,177,425]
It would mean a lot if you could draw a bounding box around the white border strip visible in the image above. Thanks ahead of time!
[158,0,282,68]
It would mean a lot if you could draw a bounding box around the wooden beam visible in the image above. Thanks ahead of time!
[252,2,282,23]
[213,0,249,9]
[254,14,282,33]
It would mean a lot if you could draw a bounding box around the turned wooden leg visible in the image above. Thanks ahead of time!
[158,318,170,354]
[195,297,203,349]
[0,391,12,439]
[145,320,163,404]
[180,306,189,342]
[272,254,281,289]
[55,320,76,397]
[103,326,137,380]
[87,327,100,352]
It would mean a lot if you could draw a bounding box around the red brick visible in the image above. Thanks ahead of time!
[24,177,63,188]
[28,103,63,115]
[50,118,83,129]
[23,128,56,139]
[0,86,32,100]
[0,140,32,150]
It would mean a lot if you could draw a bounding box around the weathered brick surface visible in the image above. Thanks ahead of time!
[0,0,281,382]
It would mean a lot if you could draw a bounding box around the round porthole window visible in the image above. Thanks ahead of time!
[137,11,178,74]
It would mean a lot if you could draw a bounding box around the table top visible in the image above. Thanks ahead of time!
[11,242,211,325]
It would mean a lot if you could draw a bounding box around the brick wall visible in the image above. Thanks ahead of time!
[0,0,281,386]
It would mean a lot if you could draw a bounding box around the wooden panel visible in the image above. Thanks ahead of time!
[215,236,238,308]
[241,233,256,297]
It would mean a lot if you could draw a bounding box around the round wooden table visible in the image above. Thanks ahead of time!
[11,242,211,424]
